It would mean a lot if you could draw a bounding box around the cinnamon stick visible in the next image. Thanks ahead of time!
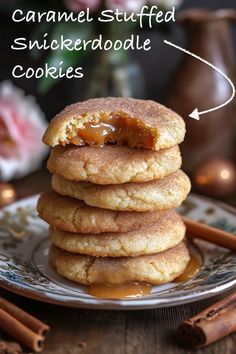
[182,216,236,251]
[0,297,49,336]
[0,308,44,352]
[178,292,236,347]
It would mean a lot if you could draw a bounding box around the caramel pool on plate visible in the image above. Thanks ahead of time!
[88,255,201,299]
[88,282,152,299]
[175,254,201,283]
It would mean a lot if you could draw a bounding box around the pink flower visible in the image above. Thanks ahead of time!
[0,81,48,181]
[64,0,102,12]
[106,0,146,12]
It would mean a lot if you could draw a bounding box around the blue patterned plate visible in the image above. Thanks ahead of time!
[0,194,236,309]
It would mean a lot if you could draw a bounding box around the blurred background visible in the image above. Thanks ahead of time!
[0,0,236,206]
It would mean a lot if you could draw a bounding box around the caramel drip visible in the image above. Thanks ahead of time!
[175,254,201,283]
[87,256,201,299]
[77,122,116,146]
[87,282,151,299]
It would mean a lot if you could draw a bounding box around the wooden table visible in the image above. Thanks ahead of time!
[1,168,236,354]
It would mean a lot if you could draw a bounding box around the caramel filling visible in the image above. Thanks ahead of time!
[175,254,201,283]
[68,113,155,149]
[87,282,151,299]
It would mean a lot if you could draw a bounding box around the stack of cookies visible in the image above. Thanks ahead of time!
[37,97,191,288]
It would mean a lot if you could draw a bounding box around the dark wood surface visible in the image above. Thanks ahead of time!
[1,168,236,354]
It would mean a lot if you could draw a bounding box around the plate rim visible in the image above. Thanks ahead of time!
[0,193,236,309]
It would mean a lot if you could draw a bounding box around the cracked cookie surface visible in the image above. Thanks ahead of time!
[37,191,166,233]
[51,170,191,212]
[47,145,181,185]
[49,242,190,285]
[49,210,185,257]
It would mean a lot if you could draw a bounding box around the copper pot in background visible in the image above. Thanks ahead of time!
[165,9,236,174]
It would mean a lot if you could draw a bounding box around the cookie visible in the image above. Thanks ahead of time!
[43,97,185,151]
[49,242,190,285]
[51,170,191,212]
[47,145,182,185]
[49,210,185,257]
[37,191,166,233]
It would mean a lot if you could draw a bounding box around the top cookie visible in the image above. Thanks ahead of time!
[43,97,185,151]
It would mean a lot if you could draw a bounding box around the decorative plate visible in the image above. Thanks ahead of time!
[0,194,236,310]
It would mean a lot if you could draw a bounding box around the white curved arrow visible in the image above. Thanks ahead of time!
[164,39,236,120]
